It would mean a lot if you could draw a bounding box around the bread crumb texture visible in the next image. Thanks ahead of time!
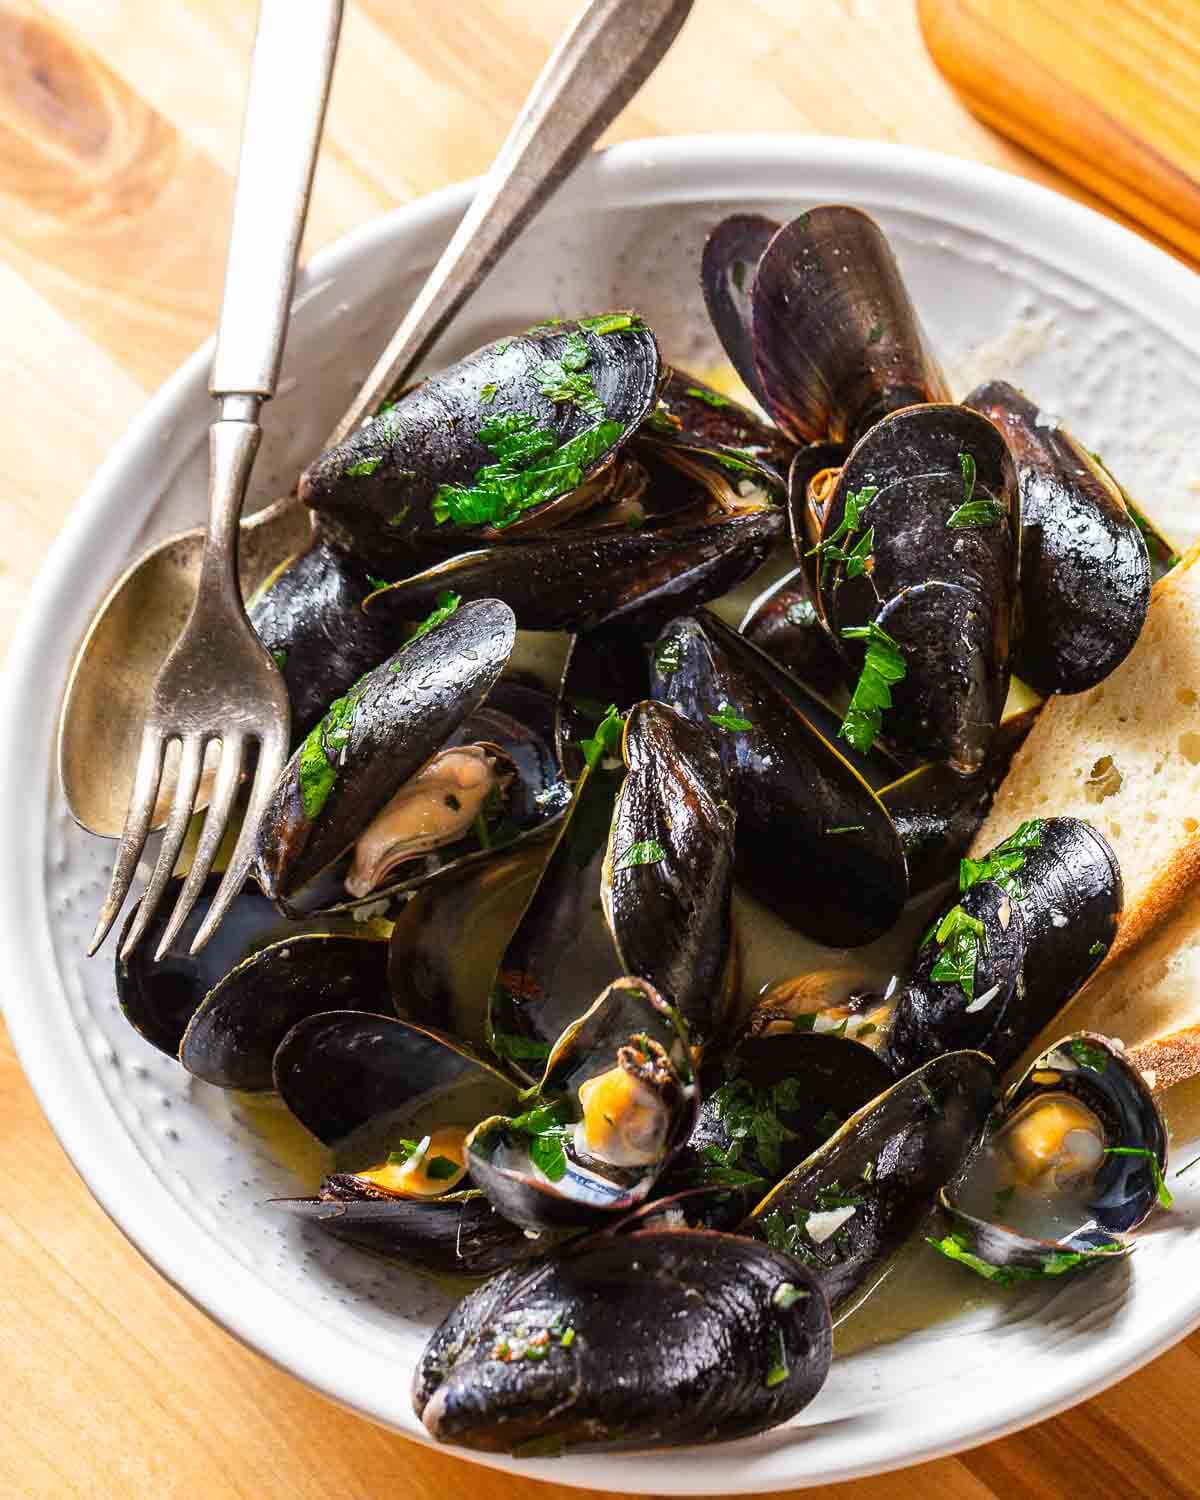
[973,543,1200,969]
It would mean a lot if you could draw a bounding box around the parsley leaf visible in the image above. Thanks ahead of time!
[706,1076,808,1178]
[490,1030,552,1065]
[959,820,1043,897]
[839,620,907,753]
[1104,1147,1172,1209]
[708,702,753,732]
[578,312,643,335]
[509,1098,574,1183]
[479,382,498,405]
[807,485,878,583]
[684,384,732,410]
[535,332,606,420]
[398,590,461,652]
[297,677,370,821]
[578,704,624,770]
[928,903,987,1000]
[425,1156,463,1181]
[433,412,623,529]
[617,839,666,869]
[947,498,1007,529]
[765,1330,789,1388]
[959,451,976,504]
[926,1231,1122,1285]
[1068,1037,1110,1073]
[346,455,382,477]
[654,635,685,676]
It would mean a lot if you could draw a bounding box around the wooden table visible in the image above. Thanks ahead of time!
[2,3,1196,1495]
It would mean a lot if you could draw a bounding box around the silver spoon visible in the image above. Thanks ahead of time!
[58,0,693,841]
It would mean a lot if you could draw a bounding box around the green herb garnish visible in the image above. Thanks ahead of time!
[926,1230,1122,1285]
[578,703,624,770]
[535,332,606,419]
[617,839,666,869]
[1068,1037,1110,1073]
[578,312,643,335]
[806,485,878,582]
[433,412,623,529]
[365,575,390,594]
[866,319,885,345]
[1104,1147,1172,1208]
[784,598,818,628]
[509,1098,574,1183]
[704,1075,808,1178]
[297,677,369,821]
[396,590,461,654]
[765,1330,789,1388]
[826,824,865,835]
[479,382,498,405]
[813,1181,863,1212]
[772,1281,808,1310]
[271,648,287,670]
[838,620,907,754]
[731,260,747,292]
[1089,940,1107,958]
[959,820,1043,897]
[708,702,753,732]
[654,635,685,676]
[425,1156,462,1181]
[947,498,1007,529]
[685,384,732,409]
[928,903,987,1000]
[346,455,382,477]
[490,1030,552,1065]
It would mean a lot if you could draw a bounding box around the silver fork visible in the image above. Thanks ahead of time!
[89,0,344,961]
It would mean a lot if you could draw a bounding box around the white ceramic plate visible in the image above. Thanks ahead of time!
[5,138,1200,1493]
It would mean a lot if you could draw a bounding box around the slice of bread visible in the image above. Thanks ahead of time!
[972,543,1200,971]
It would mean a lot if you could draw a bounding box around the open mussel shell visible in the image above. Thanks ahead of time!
[743,1051,996,1316]
[298,318,661,567]
[248,537,400,745]
[932,1032,1165,1281]
[362,507,785,635]
[414,1226,832,1454]
[750,206,949,445]
[664,1033,897,1208]
[179,934,391,1091]
[116,874,359,1059]
[469,977,695,1232]
[604,701,736,1047]
[787,441,850,568]
[880,705,1039,896]
[254,598,515,906]
[638,368,796,492]
[880,817,1121,1075]
[556,627,649,781]
[965,381,1151,694]
[389,847,547,1053]
[700,212,779,408]
[650,610,907,946]
[738,566,848,701]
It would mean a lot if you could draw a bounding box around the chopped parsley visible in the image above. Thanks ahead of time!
[425,1156,463,1181]
[646,401,680,435]
[765,1330,789,1388]
[702,1075,808,1178]
[708,702,753,732]
[959,819,1043,897]
[685,384,732,409]
[866,319,885,345]
[508,1098,574,1182]
[578,312,643,335]
[731,260,747,292]
[346,455,382,477]
[535,332,606,419]
[1104,1147,1172,1209]
[839,620,907,754]
[297,677,369,821]
[807,485,878,583]
[826,824,865,835]
[772,1281,808,1309]
[654,635,685,676]
[688,1145,769,1191]
[946,451,1005,527]
[617,839,666,869]
[432,411,622,529]
[494,339,512,355]
[479,382,498,405]
[385,1138,460,1181]
[365,575,390,594]
[271,648,287,670]
[578,704,624,770]
[926,1230,1122,1285]
[1089,940,1107,958]
[1068,1037,1109,1073]
[927,903,987,1000]
[918,1077,940,1113]
[490,1030,552,1066]
[396,590,461,654]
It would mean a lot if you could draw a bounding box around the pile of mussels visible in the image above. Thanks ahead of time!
[114,206,1177,1455]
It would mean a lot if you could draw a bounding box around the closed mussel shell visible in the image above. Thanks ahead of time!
[299,319,660,566]
[604,701,736,1047]
[650,610,907,947]
[254,598,516,906]
[743,1051,996,1316]
[700,212,780,408]
[965,380,1151,694]
[468,977,695,1232]
[414,1227,832,1453]
[750,206,949,445]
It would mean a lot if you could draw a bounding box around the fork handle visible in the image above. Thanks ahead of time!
[326,0,694,446]
[210,0,343,401]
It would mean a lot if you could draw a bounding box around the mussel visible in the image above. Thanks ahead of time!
[965,380,1151,695]
[813,403,1019,771]
[299,318,661,567]
[743,1051,996,1315]
[649,610,907,946]
[930,1031,1166,1283]
[414,1223,832,1454]
[555,627,649,781]
[468,977,696,1231]
[738,566,847,702]
[881,816,1122,1074]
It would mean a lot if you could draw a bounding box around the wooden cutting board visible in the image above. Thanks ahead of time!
[919,0,1200,262]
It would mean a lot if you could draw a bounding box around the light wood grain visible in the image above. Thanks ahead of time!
[919,0,1200,262]
[1,2,1196,1496]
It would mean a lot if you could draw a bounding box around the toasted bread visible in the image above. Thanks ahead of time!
[971,543,1200,971]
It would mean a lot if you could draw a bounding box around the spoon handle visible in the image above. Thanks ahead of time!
[210,0,344,402]
[325,0,693,447]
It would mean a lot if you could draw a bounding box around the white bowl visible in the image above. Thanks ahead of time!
[6,137,1200,1493]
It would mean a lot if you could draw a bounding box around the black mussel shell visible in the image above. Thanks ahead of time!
[880,705,1039,895]
[664,1033,897,1208]
[818,403,1018,770]
[273,1011,517,1151]
[650,611,907,946]
[414,1227,832,1453]
[638,368,796,491]
[299,319,661,567]
[787,442,850,567]
[269,1189,551,1277]
[739,566,848,702]
[604,702,736,1048]
[743,1051,996,1316]
[883,880,1028,1074]
[965,381,1151,694]
[248,538,400,745]
[700,213,779,408]
[931,1032,1165,1282]
[362,508,785,635]
[389,848,546,1053]
[487,745,626,1081]
[750,207,949,445]
[556,627,649,781]
[116,874,354,1059]
[179,934,391,1091]
[254,598,516,905]
[469,978,694,1232]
